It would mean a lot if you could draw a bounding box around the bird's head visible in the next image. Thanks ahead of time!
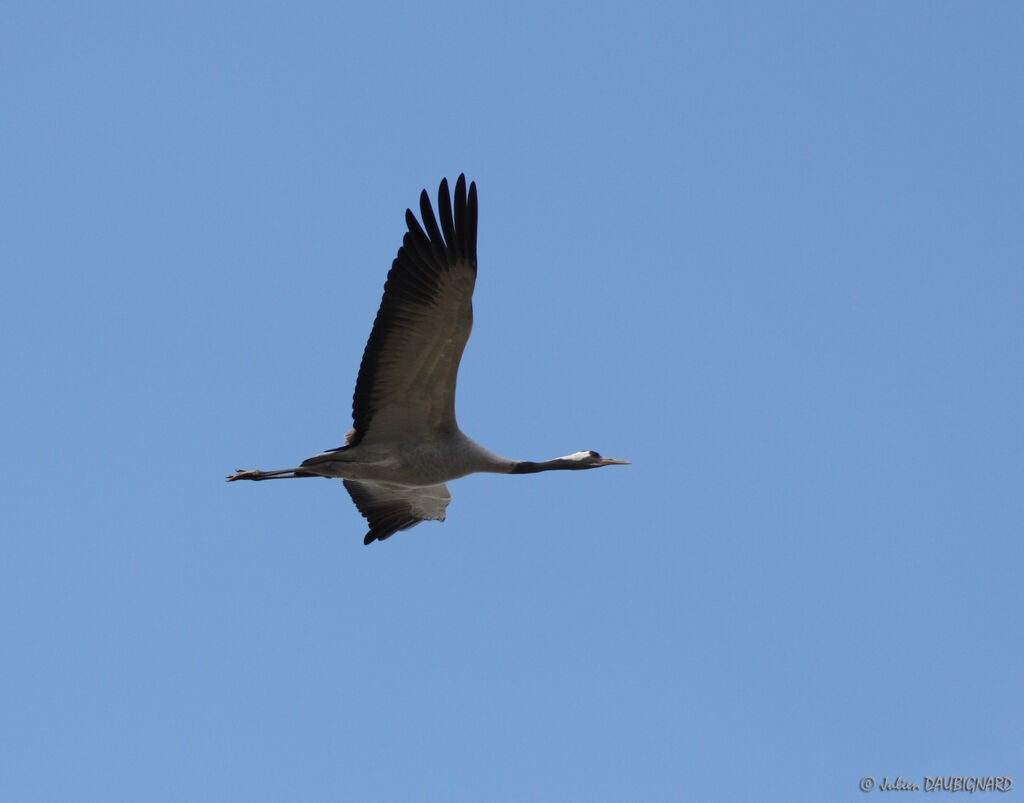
[558,450,631,469]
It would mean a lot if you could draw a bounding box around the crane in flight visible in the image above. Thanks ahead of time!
[228,175,629,544]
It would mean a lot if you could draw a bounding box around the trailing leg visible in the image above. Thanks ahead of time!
[226,467,314,482]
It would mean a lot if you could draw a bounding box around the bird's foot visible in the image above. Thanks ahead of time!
[226,469,263,482]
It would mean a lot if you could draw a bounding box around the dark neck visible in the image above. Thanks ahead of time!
[509,459,575,474]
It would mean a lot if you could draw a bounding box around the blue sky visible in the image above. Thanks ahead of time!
[2,2,1022,800]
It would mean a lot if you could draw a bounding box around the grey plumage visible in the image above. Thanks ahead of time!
[228,176,629,545]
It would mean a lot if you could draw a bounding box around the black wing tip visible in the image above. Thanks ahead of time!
[451,174,476,218]
[418,176,472,205]
[403,175,477,260]
[404,207,422,232]
[450,174,476,203]
[363,527,402,545]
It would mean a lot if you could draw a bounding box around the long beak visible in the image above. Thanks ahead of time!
[597,457,631,466]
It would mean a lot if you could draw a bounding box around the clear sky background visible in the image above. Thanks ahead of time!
[2,3,1022,801]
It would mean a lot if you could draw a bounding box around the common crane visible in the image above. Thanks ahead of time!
[228,175,629,544]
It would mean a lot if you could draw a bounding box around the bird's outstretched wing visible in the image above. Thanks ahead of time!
[347,175,478,448]
[343,480,451,545]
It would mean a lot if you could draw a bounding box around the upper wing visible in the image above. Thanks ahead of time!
[348,175,478,447]
[343,479,452,545]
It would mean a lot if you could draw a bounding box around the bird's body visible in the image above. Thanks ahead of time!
[298,431,515,486]
[229,175,628,544]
